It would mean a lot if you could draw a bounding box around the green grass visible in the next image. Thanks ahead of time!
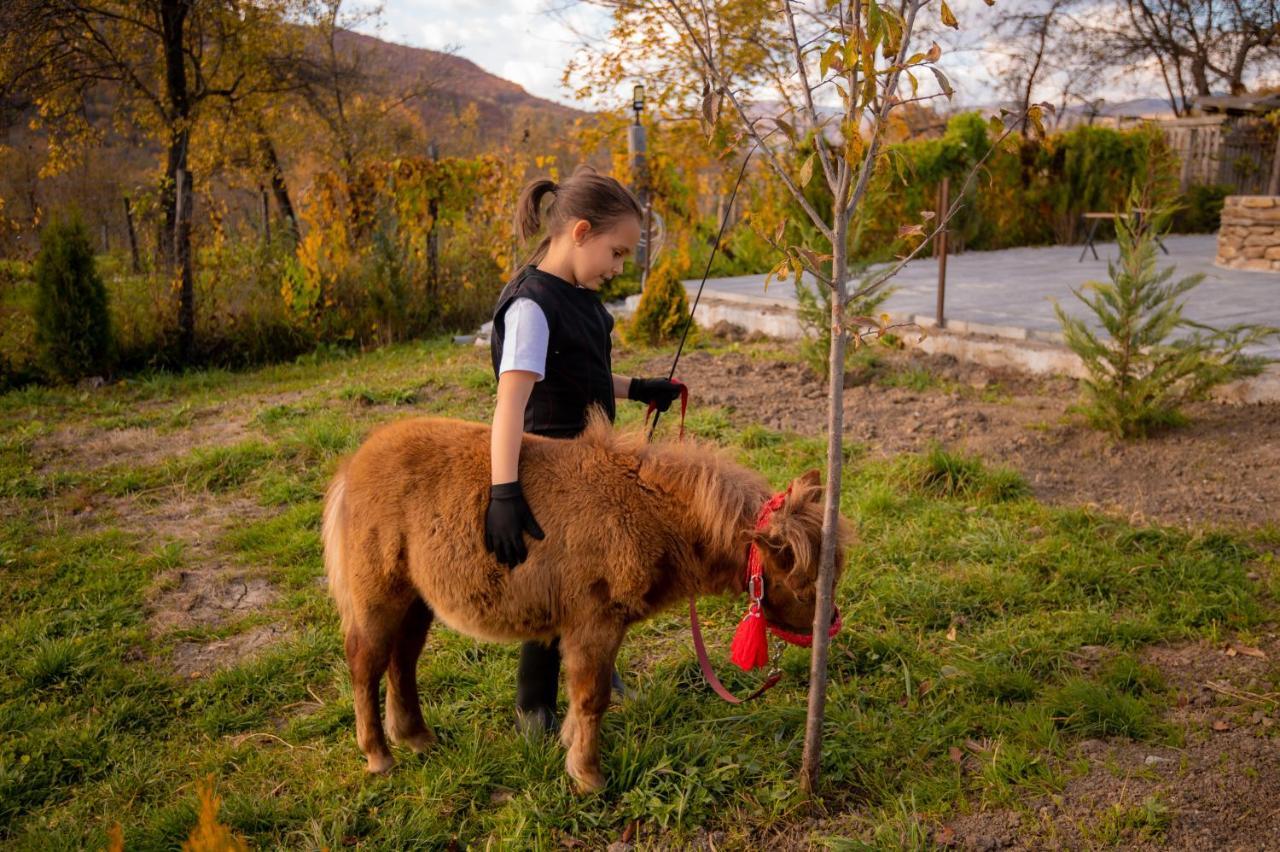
[0,334,1272,848]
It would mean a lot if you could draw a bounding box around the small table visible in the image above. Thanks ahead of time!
[1079,210,1170,261]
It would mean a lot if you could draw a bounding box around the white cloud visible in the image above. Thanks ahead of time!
[357,0,611,108]
[367,0,1181,113]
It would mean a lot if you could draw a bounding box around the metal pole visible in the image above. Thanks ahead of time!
[627,113,649,289]
[642,200,653,282]
[936,177,949,329]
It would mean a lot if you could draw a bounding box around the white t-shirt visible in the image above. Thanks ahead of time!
[497,297,549,380]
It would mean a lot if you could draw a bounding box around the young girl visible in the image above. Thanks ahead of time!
[486,165,684,734]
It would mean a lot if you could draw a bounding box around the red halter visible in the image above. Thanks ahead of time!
[728,485,843,670]
[655,380,842,703]
[688,484,843,704]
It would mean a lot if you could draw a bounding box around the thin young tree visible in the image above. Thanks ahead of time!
[575,0,1040,791]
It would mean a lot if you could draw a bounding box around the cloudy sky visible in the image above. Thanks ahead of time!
[353,1,1173,112]
[353,0,615,108]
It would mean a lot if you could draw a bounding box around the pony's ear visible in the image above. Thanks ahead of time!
[796,468,821,488]
[785,469,822,507]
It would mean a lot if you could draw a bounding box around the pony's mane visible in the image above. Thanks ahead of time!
[577,407,770,558]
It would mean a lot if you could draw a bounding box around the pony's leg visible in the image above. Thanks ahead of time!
[344,609,400,774]
[384,596,436,752]
[559,629,623,794]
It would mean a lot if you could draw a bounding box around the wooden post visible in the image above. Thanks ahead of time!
[428,141,439,310]
[1268,131,1280,197]
[936,177,949,329]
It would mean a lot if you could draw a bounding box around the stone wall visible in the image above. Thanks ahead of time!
[1217,195,1280,272]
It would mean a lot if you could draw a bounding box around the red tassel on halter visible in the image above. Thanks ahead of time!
[730,605,769,671]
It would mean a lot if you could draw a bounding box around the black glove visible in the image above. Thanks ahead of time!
[484,481,545,568]
[628,377,684,412]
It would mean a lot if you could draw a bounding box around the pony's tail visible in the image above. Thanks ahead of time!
[322,465,354,632]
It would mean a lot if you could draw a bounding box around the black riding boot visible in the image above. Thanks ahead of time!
[515,637,561,734]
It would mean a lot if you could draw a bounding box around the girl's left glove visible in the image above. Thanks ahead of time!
[628,377,684,412]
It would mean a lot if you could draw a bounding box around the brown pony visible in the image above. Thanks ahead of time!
[322,408,854,792]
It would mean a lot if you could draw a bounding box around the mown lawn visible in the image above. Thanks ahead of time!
[0,335,1275,849]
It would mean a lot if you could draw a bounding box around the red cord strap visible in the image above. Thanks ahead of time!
[665,384,841,702]
[644,378,688,440]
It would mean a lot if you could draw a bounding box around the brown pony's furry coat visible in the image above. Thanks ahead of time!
[323,409,852,791]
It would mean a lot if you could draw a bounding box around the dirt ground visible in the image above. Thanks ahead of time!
[638,339,1280,531]
[58,486,285,679]
[636,334,1279,850]
[932,630,1280,851]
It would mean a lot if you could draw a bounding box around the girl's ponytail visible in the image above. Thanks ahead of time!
[512,167,642,269]
[515,178,558,243]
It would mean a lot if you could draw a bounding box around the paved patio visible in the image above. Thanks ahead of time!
[687,234,1280,359]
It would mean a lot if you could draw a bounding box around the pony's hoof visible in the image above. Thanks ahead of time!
[569,765,606,795]
[390,728,437,753]
[365,753,395,775]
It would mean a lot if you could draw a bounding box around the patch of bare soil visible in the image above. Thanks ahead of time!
[150,569,278,634]
[34,414,249,475]
[59,486,289,677]
[31,388,310,475]
[171,623,290,679]
[933,630,1280,851]
[130,492,288,676]
[639,345,1280,529]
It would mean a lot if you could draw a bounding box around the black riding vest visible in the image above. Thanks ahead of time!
[490,265,616,438]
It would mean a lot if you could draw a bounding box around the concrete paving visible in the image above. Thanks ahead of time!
[686,234,1280,359]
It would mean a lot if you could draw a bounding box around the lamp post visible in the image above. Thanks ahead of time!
[627,82,652,288]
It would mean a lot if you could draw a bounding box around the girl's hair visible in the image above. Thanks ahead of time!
[514,164,643,266]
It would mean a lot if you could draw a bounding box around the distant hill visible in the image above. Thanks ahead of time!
[330,28,587,154]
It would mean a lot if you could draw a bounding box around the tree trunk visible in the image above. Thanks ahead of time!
[123,195,141,273]
[160,0,194,358]
[258,129,299,243]
[800,209,849,793]
[175,165,194,360]
[1190,55,1212,98]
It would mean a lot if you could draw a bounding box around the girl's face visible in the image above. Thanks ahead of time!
[565,216,643,291]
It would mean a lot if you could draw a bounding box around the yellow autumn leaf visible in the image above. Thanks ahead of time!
[940,1,958,28]
[799,153,815,188]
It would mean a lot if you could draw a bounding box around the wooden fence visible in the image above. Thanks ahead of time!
[1157,115,1280,194]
